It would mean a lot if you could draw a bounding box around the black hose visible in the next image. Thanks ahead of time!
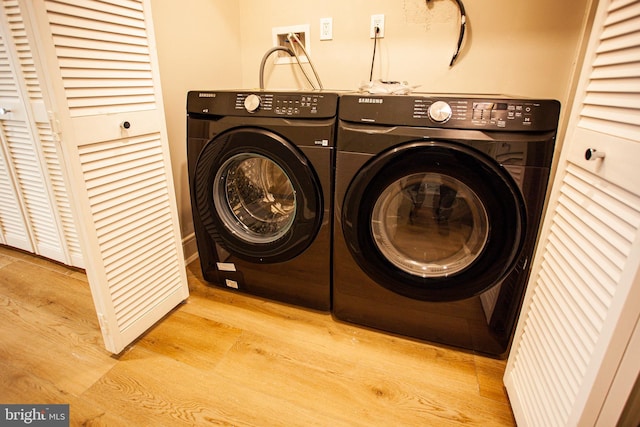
[449,0,466,66]
[426,0,467,67]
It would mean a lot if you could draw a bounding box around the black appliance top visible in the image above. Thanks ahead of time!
[187,90,339,119]
[339,93,561,132]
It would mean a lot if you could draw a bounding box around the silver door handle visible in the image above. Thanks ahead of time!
[0,107,10,115]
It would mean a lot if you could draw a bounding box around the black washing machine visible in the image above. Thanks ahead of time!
[187,90,337,311]
[333,94,560,357]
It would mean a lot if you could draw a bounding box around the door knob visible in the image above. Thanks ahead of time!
[0,107,10,115]
[585,148,605,161]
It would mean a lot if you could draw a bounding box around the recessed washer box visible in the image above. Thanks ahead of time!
[272,24,310,64]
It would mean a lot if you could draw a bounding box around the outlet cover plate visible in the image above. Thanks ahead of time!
[320,17,333,40]
[370,14,385,38]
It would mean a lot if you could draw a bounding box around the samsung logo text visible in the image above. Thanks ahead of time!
[358,98,383,104]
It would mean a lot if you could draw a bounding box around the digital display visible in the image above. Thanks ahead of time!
[473,102,508,110]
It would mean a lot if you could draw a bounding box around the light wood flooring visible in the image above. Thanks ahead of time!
[0,245,516,426]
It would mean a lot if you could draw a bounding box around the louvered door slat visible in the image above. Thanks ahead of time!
[52,35,150,55]
[49,21,147,43]
[589,62,640,80]
[607,0,640,20]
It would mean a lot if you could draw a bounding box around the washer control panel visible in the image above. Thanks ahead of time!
[236,93,326,116]
[186,91,338,119]
[341,94,561,131]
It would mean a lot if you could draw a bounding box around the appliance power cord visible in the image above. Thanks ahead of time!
[369,26,380,81]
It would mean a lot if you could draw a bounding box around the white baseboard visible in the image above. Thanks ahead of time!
[182,232,199,265]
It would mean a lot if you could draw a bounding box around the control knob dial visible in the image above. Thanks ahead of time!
[244,94,261,113]
[428,101,452,123]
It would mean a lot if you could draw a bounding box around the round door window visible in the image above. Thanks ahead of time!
[341,141,525,301]
[371,173,488,278]
[215,153,296,243]
[193,127,322,263]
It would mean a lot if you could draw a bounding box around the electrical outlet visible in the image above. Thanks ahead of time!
[320,17,333,41]
[272,24,310,64]
[370,14,385,38]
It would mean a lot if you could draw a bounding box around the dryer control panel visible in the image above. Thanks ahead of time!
[340,94,561,131]
[187,91,339,119]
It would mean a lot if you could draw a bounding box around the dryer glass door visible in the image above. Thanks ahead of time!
[371,172,489,277]
[342,141,525,301]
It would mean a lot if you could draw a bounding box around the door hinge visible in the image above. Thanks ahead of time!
[48,111,62,142]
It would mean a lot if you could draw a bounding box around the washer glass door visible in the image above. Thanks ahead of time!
[194,127,322,263]
[216,153,296,244]
[371,173,488,278]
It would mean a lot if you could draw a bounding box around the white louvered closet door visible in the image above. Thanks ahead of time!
[22,0,188,354]
[0,1,82,266]
[0,26,32,252]
[504,0,640,426]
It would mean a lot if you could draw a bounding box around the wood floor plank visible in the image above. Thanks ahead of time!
[0,256,116,401]
[0,294,116,400]
[135,307,244,371]
[474,354,511,403]
[214,330,514,426]
[78,346,355,427]
[0,362,72,405]
[0,259,98,331]
[0,246,79,277]
[182,290,480,392]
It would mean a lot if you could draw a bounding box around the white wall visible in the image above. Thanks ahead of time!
[150,0,243,258]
